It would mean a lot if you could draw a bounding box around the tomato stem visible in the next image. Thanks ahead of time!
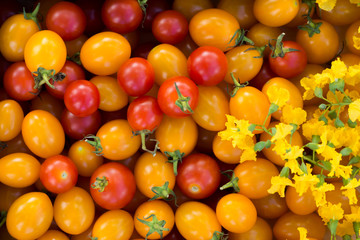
[91,176,109,192]
[269,33,299,58]
[211,231,228,240]
[227,29,254,49]
[23,3,41,31]
[66,52,82,65]
[83,135,104,156]
[149,181,178,206]
[137,214,169,240]
[32,67,66,90]
[0,211,7,228]
[133,129,160,156]
[228,72,248,97]
[297,16,322,38]
[164,150,184,176]
[219,171,240,192]
[174,82,193,114]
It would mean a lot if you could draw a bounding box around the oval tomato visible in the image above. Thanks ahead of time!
[38,230,70,240]
[0,99,24,142]
[228,217,272,240]
[251,193,289,219]
[285,186,317,215]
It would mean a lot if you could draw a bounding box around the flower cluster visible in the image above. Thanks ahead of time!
[316,0,360,11]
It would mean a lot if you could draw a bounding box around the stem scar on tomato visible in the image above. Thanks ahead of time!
[269,33,299,58]
[136,214,169,240]
[228,72,249,97]
[91,176,109,192]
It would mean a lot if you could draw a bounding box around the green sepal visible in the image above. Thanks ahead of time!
[314,87,323,98]
[83,135,103,156]
[219,171,240,193]
[136,214,169,240]
[348,118,357,128]
[335,117,345,128]
[254,141,267,152]
[91,176,109,192]
[349,156,360,165]
[279,167,290,178]
[23,3,41,31]
[327,110,337,120]
[268,103,279,115]
[164,150,184,176]
[149,181,177,207]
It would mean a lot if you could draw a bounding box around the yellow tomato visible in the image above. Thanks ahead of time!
[228,217,272,240]
[38,230,70,240]
[318,0,360,26]
[0,99,24,141]
[247,23,282,57]
[217,0,257,29]
[212,134,243,164]
[345,20,360,56]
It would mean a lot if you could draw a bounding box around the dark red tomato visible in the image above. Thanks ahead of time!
[46,1,86,41]
[117,57,155,97]
[40,155,78,194]
[90,162,136,210]
[176,153,221,199]
[75,0,105,36]
[31,90,65,120]
[269,40,307,79]
[61,108,101,140]
[3,61,38,101]
[152,10,188,45]
[187,46,227,86]
[46,60,86,99]
[64,80,100,117]
[127,96,163,132]
[101,0,143,34]
[132,42,158,59]
[157,76,199,118]
[249,59,277,90]
[0,1,20,25]
[143,0,171,30]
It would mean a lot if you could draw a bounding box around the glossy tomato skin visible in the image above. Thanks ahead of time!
[6,192,53,240]
[157,76,199,118]
[90,162,136,210]
[30,90,65,120]
[228,217,273,240]
[40,155,78,194]
[38,230,70,240]
[176,153,220,199]
[64,80,100,117]
[22,110,65,159]
[252,193,289,219]
[101,0,143,34]
[217,0,256,30]
[117,57,155,97]
[0,99,24,142]
[187,46,227,86]
[269,41,307,78]
[46,1,86,41]
[143,0,170,29]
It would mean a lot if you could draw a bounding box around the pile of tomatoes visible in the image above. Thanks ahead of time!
[1,0,360,239]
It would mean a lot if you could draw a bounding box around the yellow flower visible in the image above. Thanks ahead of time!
[345,206,360,222]
[271,123,293,142]
[297,227,309,240]
[336,219,355,237]
[302,118,326,141]
[349,98,360,122]
[268,176,293,198]
[266,85,290,109]
[353,26,360,50]
[341,178,360,205]
[331,58,348,79]
[316,0,337,11]
[345,65,360,86]
[332,164,352,179]
[318,202,344,223]
[293,170,320,196]
[285,158,302,175]
[272,138,291,159]
[311,182,335,207]
[240,148,257,163]
[281,105,307,126]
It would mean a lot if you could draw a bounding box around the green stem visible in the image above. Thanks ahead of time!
[133,130,159,156]
[174,82,193,114]
[23,3,41,31]
[91,176,109,192]
[0,211,6,228]
[137,214,169,240]
[164,150,184,176]
[149,181,178,206]
[83,135,103,156]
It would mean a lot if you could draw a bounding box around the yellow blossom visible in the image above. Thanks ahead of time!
[311,182,335,207]
[316,0,336,11]
[318,202,344,223]
[271,123,293,142]
[349,98,360,122]
[341,178,360,205]
[336,219,355,237]
[353,26,360,50]
[283,146,304,163]
[266,85,290,109]
[281,105,307,126]
[240,148,257,163]
[331,58,348,79]
[293,170,320,196]
[345,65,360,86]
[272,138,291,159]
[345,206,360,222]
[297,227,309,240]
[268,176,293,198]
[302,118,326,141]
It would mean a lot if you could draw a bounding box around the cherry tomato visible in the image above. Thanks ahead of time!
[228,217,273,240]
[285,186,317,215]
[157,76,199,118]
[92,210,134,240]
[172,0,213,21]
[213,134,244,164]
[340,53,360,67]
[65,34,88,57]
[286,1,314,27]
[0,153,40,188]
[251,193,289,219]
[54,187,95,235]
[345,20,360,56]
[90,162,136,210]
[249,59,277,90]
[30,90,65,120]
[46,1,86,41]
[189,8,240,51]
[22,110,65,159]
[318,0,360,26]
[0,99,24,141]
[7,192,53,239]
[64,80,100,117]
[143,0,171,29]
[0,133,32,159]
[38,230,70,240]
[75,0,105,36]
[0,183,35,211]
[80,31,131,76]
[117,57,155,97]
[326,182,352,214]
[175,201,221,240]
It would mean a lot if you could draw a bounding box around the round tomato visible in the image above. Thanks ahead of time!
[40,155,78,194]
[7,192,53,240]
[54,187,95,235]
[285,186,317,215]
[90,162,136,210]
[318,0,360,26]
[172,0,213,21]
[345,20,360,56]
[22,110,65,158]
[212,134,244,164]
[0,99,24,142]
[38,230,70,240]
[251,193,289,219]
[228,217,272,240]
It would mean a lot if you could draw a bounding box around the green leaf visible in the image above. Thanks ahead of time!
[329,79,345,93]
[319,103,327,111]
[254,141,266,152]
[348,118,357,128]
[316,174,326,188]
[343,95,352,104]
[268,103,279,115]
[312,135,320,144]
[299,161,308,174]
[335,117,344,128]
[320,160,332,171]
[270,127,277,135]
[349,156,360,165]
[264,140,272,149]
[340,147,352,156]
[328,109,337,120]
[314,87,323,98]
[248,124,257,132]
[306,142,319,150]
[279,167,290,177]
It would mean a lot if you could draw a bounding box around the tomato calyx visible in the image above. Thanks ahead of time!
[91,176,109,192]
[211,231,228,240]
[66,52,81,65]
[228,29,254,48]
[164,150,184,176]
[298,16,322,38]
[174,82,194,114]
[219,170,240,193]
[137,0,148,18]
[32,67,66,90]
[133,129,160,156]
[228,72,249,97]
[137,214,169,240]
[0,211,6,228]
[269,33,299,58]
[23,2,41,31]
[83,135,104,156]
[149,181,177,206]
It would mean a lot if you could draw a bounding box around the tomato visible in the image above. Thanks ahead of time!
[318,0,360,26]
[92,210,134,240]
[147,44,188,85]
[80,31,131,76]
[175,34,199,58]
[30,91,65,120]
[0,10,39,62]
[6,192,53,240]
[187,46,227,86]
[224,45,263,84]
[102,0,143,34]
[152,10,188,45]
[176,153,220,199]
[296,19,339,64]
[249,59,277,90]
[0,153,40,188]
[64,80,100,117]
[273,212,326,240]
[65,34,88,57]
[268,39,307,78]
[90,162,136,210]
[175,201,221,240]
[326,182,352,214]
[24,30,67,73]
[251,193,289,219]
[345,20,360,56]
[90,76,128,112]
[253,0,299,27]
[117,57,155,97]
[0,183,35,211]
[22,110,65,159]
[157,76,199,118]
[0,99,24,142]
[3,61,38,101]
[134,200,174,239]
[54,187,95,235]
[230,86,271,134]
[40,155,78,194]
[228,217,272,240]
[142,0,170,29]
[46,1,86,41]
[38,230,70,240]
[340,53,360,66]
[286,1,314,27]
[212,134,243,164]
[172,0,212,21]
[96,119,141,160]
[285,186,317,215]
[0,133,32,159]
[68,140,104,177]
[75,0,105,36]
[189,8,240,51]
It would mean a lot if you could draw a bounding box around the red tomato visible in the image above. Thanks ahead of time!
[176,153,221,199]
[187,46,228,86]
[40,155,78,194]
[157,76,199,118]
[142,0,171,30]
[75,0,105,36]
[64,80,100,117]
[90,162,136,210]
